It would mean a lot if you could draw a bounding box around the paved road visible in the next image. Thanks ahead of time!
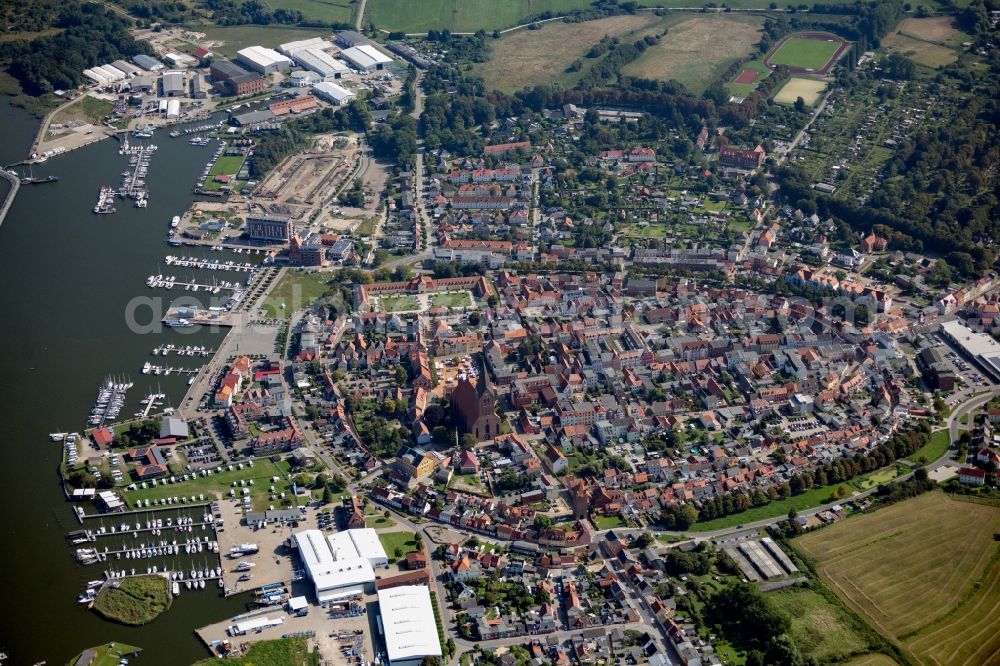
[777,93,830,165]
[354,0,367,30]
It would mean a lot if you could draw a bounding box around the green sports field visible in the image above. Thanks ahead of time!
[768,35,842,71]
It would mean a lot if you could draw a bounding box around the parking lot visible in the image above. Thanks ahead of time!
[179,439,224,467]
[215,499,314,595]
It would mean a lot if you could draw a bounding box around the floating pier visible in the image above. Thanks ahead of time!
[165,255,257,272]
[146,274,242,292]
[152,344,215,357]
[141,363,203,376]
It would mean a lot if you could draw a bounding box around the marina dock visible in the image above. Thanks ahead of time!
[146,274,242,292]
[164,255,257,272]
[141,363,203,376]
[163,306,236,328]
[139,391,167,418]
[89,377,132,428]
[120,139,156,204]
[152,344,215,357]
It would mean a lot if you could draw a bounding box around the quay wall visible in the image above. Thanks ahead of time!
[0,169,19,229]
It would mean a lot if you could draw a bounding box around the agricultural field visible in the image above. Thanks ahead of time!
[773,77,827,106]
[261,270,335,319]
[474,14,658,93]
[896,16,964,45]
[366,0,594,33]
[622,14,764,94]
[768,586,871,663]
[199,25,330,58]
[882,32,958,69]
[766,33,845,72]
[844,656,898,666]
[265,0,356,25]
[795,491,1000,665]
[636,0,856,5]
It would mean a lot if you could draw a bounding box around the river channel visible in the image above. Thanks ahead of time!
[0,97,253,664]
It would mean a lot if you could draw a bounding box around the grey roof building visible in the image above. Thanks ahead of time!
[130,76,153,92]
[233,109,276,126]
[335,30,372,48]
[160,416,189,440]
[133,54,164,71]
[161,70,185,97]
[189,75,206,99]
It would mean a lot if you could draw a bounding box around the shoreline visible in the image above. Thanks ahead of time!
[0,168,20,229]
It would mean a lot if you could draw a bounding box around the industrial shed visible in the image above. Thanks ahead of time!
[161,70,185,97]
[377,586,442,666]
[279,37,329,56]
[133,54,164,71]
[291,47,350,79]
[340,45,393,72]
[311,81,355,106]
[293,529,377,603]
[236,46,292,74]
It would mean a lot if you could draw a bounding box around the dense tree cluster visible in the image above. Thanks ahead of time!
[707,583,809,666]
[368,113,417,166]
[425,29,491,64]
[120,0,199,25]
[203,0,305,27]
[348,396,410,459]
[0,0,64,33]
[0,3,152,94]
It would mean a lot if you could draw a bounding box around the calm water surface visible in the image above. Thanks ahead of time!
[0,97,252,664]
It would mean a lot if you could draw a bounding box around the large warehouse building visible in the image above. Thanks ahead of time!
[340,45,393,72]
[377,586,442,666]
[293,528,388,603]
[312,81,356,106]
[294,529,375,603]
[236,46,292,74]
[940,319,1000,381]
[279,37,349,79]
[293,48,350,79]
[327,527,389,568]
[161,70,185,97]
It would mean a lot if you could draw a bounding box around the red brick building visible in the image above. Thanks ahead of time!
[719,144,766,169]
[452,376,502,442]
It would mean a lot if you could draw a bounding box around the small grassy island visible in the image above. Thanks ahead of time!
[68,642,142,666]
[93,575,171,625]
